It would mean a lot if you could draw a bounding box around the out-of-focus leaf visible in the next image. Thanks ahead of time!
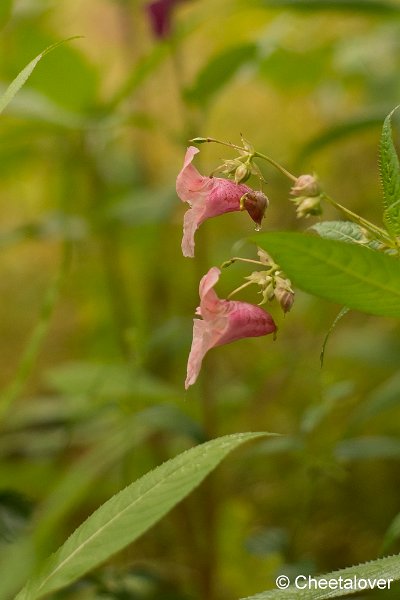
[259,45,332,90]
[107,187,176,226]
[0,0,13,30]
[0,38,79,117]
[0,248,70,419]
[379,106,400,237]
[350,372,400,426]
[108,43,169,109]
[45,361,176,403]
[335,436,400,461]
[251,0,400,14]
[0,492,33,544]
[19,433,269,599]
[254,232,400,318]
[241,553,400,599]
[381,512,400,554]
[0,214,87,249]
[245,527,289,556]
[248,436,303,455]
[298,113,385,160]
[185,44,258,106]
[0,87,90,129]
[135,405,206,443]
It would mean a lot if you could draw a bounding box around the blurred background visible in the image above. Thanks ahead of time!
[1,0,400,598]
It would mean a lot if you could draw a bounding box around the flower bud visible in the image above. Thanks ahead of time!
[274,285,295,313]
[291,174,320,198]
[234,162,252,184]
[294,195,322,219]
[240,191,269,228]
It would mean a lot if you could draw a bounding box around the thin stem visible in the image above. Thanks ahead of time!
[0,243,70,420]
[195,137,298,182]
[223,257,265,268]
[254,151,298,182]
[322,194,394,246]
[227,280,254,298]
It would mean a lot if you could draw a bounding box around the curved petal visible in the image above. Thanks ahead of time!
[217,300,276,347]
[185,315,230,389]
[199,267,223,318]
[185,320,212,389]
[176,146,211,205]
[181,207,201,258]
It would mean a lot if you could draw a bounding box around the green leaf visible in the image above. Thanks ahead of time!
[252,0,400,14]
[253,232,400,318]
[379,106,400,237]
[241,552,400,599]
[20,432,269,599]
[0,38,80,117]
[185,44,258,106]
[310,221,381,250]
[335,436,400,461]
[381,512,400,554]
[310,221,366,244]
[0,0,12,30]
[298,113,384,161]
[350,372,400,426]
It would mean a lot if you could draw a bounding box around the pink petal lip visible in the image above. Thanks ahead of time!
[185,267,276,389]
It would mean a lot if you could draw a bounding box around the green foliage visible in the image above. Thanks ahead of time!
[379,106,400,237]
[298,113,385,160]
[254,232,400,317]
[1,4,400,600]
[310,221,366,244]
[19,433,268,599]
[0,0,12,31]
[252,0,400,14]
[185,44,258,106]
[0,38,80,117]
[241,552,400,598]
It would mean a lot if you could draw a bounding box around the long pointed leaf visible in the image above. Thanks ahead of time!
[379,106,400,237]
[241,552,400,599]
[19,432,270,599]
[0,38,80,117]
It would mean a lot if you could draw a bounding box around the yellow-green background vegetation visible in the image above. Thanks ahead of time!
[1,1,400,598]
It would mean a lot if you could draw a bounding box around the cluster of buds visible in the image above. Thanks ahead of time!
[290,174,323,219]
[214,137,265,185]
[243,249,294,313]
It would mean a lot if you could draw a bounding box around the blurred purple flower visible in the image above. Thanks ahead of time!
[146,0,183,39]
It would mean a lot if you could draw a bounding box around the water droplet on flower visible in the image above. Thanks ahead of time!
[254,224,262,232]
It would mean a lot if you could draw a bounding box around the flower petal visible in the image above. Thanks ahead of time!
[198,266,222,317]
[185,315,230,389]
[185,267,277,388]
[216,300,276,347]
[177,147,261,257]
[176,146,211,205]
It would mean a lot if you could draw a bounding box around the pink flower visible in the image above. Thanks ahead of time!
[176,147,268,257]
[185,267,276,389]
